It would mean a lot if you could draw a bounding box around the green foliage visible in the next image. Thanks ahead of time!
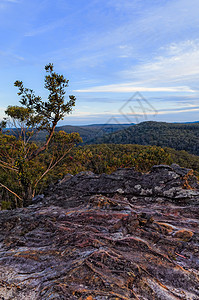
[93,121,199,155]
[0,63,80,207]
[1,137,199,210]
[5,106,32,122]
[12,63,76,134]
[47,144,172,180]
[0,120,7,132]
[1,200,12,210]
[43,143,199,186]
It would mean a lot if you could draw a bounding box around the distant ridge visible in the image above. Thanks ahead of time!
[3,123,132,144]
[4,121,199,154]
[90,121,199,155]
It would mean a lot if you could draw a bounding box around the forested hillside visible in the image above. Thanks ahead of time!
[11,123,131,143]
[92,121,199,155]
[56,144,199,177]
[3,143,199,209]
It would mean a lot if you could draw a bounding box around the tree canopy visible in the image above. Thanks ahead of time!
[0,63,82,207]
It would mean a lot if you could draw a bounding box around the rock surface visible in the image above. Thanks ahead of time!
[0,164,199,299]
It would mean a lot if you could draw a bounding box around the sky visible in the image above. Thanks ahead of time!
[0,0,199,125]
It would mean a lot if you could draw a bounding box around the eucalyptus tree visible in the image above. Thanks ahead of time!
[0,64,81,207]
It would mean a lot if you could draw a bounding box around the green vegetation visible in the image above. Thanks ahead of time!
[2,140,199,209]
[54,144,199,177]
[92,121,199,155]
[19,123,131,143]
[58,144,172,175]
[0,64,81,207]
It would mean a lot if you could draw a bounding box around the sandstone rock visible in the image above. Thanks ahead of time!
[0,165,198,299]
[44,164,199,209]
[173,229,194,241]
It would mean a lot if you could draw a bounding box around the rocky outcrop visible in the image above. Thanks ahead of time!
[0,164,198,299]
[44,163,199,207]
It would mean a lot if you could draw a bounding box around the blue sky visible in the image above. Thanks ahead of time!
[0,0,199,125]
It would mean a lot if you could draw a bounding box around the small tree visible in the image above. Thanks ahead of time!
[0,63,82,207]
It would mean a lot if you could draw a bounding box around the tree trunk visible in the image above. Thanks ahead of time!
[23,184,33,207]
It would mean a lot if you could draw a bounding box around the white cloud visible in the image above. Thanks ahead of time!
[122,39,199,86]
[156,107,199,115]
[75,39,199,94]
[83,0,199,54]
[75,85,194,93]
[66,106,199,118]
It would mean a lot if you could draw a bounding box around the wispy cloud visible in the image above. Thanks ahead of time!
[0,0,20,2]
[0,0,20,9]
[0,50,24,61]
[75,85,194,93]
[158,107,199,115]
[122,39,199,85]
[70,0,199,62]
[75,39,199,94]
[24,19,65,37]
[59,102,199,125]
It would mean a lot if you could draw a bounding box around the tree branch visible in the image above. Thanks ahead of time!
[28,122,57,161]
[0,161,18,172]
[32,146,73,197]
[0,183,22,201]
